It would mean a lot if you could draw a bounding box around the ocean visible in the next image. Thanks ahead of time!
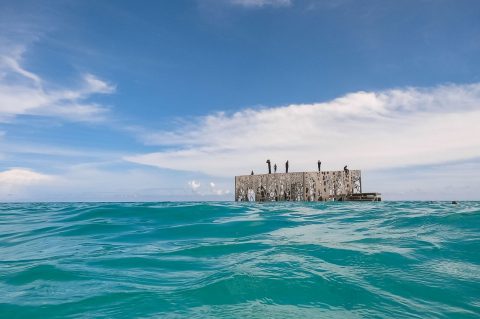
[0,202,479,318]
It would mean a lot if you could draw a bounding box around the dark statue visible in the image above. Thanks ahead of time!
[266,159,271,174]
[285,160,289,173]
[274,163,277,173]
[318,160,321,172]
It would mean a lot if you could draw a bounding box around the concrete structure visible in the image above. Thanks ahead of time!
[235,170,381,202]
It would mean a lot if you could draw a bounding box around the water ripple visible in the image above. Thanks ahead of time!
[0,201,479,318]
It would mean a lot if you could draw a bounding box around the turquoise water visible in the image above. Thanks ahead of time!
[0,202,479,318]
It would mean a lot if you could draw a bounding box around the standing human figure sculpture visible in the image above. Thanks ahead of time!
[266,159,271,174]
[285,160,289,173]
[344,165,349,174]
[318,160,321,172]
[274,163,277,173]
[251,170,254,175]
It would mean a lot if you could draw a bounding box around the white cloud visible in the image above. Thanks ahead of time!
[186,179,231,196]
[229,0,292,8]
[0,168,53,184]
[0,168,55,199]
[0,48,115,122]
[83,73,116,94]
[126,83,480,178]
[1,53,41,85]
[187,180,201,192]
[209,181,231,195]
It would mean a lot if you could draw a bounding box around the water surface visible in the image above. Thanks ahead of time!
[1,202,479,318]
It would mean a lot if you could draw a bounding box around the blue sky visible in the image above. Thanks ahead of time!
[1,0,480,201]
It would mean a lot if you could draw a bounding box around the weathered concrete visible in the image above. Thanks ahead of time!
[235,170,380,202]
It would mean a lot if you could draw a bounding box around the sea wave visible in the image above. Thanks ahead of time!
[0,201,479,318]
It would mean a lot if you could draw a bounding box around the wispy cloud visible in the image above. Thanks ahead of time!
[229,0,292,8]
[126,83,480,177]
[0,47,115,123]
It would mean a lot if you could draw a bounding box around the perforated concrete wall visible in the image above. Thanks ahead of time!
[235,170,361,202]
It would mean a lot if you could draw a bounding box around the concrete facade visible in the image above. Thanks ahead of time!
[235,170,362,202]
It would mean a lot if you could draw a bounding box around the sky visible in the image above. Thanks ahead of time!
[1,0,480,201]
